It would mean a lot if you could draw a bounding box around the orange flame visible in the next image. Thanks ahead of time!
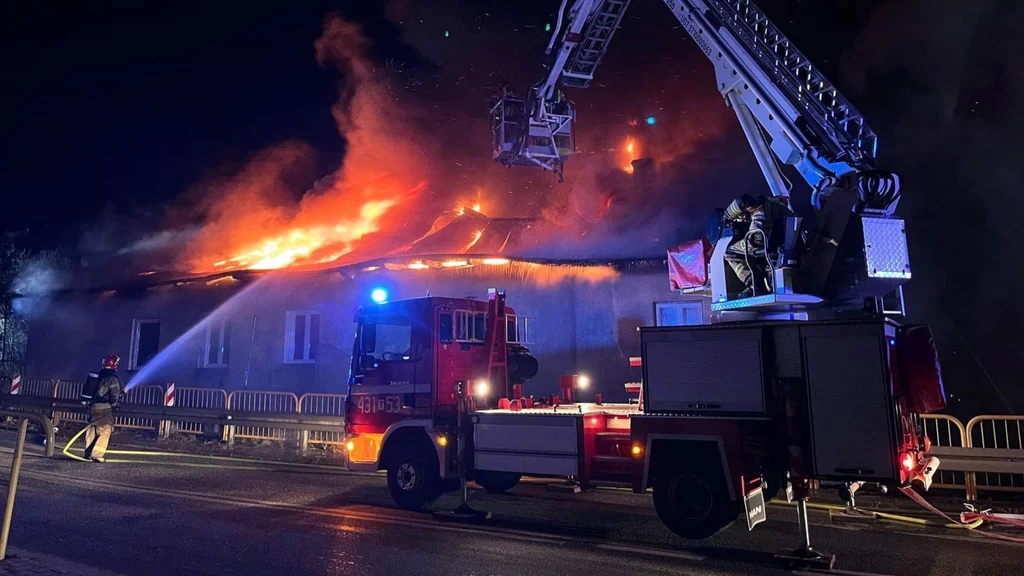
[204,199,397,272]
[623,138,638,173]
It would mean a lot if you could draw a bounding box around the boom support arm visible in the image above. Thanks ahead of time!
[495,0,901,214]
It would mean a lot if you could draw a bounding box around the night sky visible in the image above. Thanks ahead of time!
[3,0,1023,416]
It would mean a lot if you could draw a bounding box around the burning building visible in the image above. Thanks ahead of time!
[18,211,708,400]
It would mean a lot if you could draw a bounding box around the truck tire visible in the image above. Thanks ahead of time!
[475,471,521,494]
[653,465,736,540]
[387,447,440,511]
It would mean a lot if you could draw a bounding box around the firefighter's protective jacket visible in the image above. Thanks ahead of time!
[723,194,791,246]
[93,369,122,408]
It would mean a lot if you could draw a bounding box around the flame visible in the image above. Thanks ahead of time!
[205,199,396,272]
[623,138,638,173]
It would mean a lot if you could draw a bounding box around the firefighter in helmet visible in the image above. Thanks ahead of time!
[84,354,122,463]
[721,193,792,298]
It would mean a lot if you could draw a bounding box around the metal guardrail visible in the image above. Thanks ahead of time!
[118,385,165,431]
[920,414,970,494]
[227,390,299,444]
[0,395,345,445]
[299,393,347,448]
[172,387,228,436]
[922,414,1024,501]
[53,379,86,427]
[965,415,1024,498]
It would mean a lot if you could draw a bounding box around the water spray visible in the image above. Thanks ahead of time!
[126,277,267,390]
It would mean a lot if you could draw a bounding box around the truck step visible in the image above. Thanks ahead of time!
[591,454,633,482]
[590,474,632,485]
[594,432,632,457]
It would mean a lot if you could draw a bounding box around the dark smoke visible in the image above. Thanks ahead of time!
[842,0,1024,414]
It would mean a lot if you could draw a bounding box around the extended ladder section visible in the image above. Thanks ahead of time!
[561,0,633,88]
[699,0,877,166]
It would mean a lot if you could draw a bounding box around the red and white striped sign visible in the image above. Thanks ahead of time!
[10,374,21,395]
[629,357,642,367]
[164,382,175,407]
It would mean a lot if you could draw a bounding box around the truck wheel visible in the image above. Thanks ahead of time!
[653,466,735,539]
[475,471,521,494]
[387,448,440,510]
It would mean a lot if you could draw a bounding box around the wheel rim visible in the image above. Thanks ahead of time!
[668,473,714,522]
[396,462,419,491]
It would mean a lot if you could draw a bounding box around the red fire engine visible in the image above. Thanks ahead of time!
[345,289,944,548]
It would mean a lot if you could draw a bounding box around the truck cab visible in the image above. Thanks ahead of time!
[344,292,536,507]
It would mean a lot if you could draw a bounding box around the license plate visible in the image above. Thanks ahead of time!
[743,476,767,531]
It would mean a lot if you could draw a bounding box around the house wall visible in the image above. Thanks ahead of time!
[23,263,707,401]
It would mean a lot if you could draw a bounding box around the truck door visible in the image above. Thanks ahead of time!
[435,307,471,408]
[353,318,418,426]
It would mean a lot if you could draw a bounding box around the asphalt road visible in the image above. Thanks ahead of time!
[0,430,1020,576]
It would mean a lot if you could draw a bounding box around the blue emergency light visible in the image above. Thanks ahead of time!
[370,287,389,304]
[646,116,656,125]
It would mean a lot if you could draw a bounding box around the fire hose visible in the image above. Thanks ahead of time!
[897,486,1024,544]
[960,504,1024,529]
[62,425,91,462]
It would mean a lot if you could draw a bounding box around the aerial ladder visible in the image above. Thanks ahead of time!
[491,0,909,318]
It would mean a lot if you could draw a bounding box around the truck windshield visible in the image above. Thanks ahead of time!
[358,321,413,368]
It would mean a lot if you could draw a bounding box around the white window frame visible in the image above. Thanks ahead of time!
[201,319,230,368]
[285,311,320,364]
[506,314,531,344]
[654,301,705,327]
[454,310,487,343]
[129,318,160,370]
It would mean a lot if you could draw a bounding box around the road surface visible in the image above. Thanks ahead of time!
[0,431,1020,576]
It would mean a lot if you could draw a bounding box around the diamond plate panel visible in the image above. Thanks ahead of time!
[862,217,911,279]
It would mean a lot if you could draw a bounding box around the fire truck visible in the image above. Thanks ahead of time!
[346,0,946,565]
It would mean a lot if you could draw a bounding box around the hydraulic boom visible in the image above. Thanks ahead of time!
[492,0,908,312]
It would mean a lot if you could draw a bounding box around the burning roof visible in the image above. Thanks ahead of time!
[70,210,558,291]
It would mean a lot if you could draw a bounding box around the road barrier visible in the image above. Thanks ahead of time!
[299,393,347,449]
[965,415,1024,497]
[118,385,165,431]
[0,395,344,445]
[226,391,299,445]
[53,379,86,427]
[170,388,228,437]
[6,375,1016,499]
[920,414,969,493]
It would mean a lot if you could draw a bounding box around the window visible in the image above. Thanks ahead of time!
[454,310,486,343]
[655,302,704,327]
[285,311,320,363]
[439,313,454,344]
[202,319,231,367]
[506,315,530,344]
[130,319,160,370]
[362,322,413,361]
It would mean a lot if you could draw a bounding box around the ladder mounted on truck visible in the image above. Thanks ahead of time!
[491,0,908,315]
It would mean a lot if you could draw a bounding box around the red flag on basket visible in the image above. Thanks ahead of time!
[667,238,711,291]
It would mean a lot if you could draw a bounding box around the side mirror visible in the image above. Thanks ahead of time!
[360,323,377,352]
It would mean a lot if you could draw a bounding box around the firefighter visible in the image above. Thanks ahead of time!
[84,354,122,463]
[552,89,569,115]
[721,193,792,298]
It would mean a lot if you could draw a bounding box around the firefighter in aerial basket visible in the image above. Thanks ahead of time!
[721,193,792,298]
[81,354,123,463]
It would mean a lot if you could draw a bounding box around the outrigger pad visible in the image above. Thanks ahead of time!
[433,504,492,524]
[773,548,836,570]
